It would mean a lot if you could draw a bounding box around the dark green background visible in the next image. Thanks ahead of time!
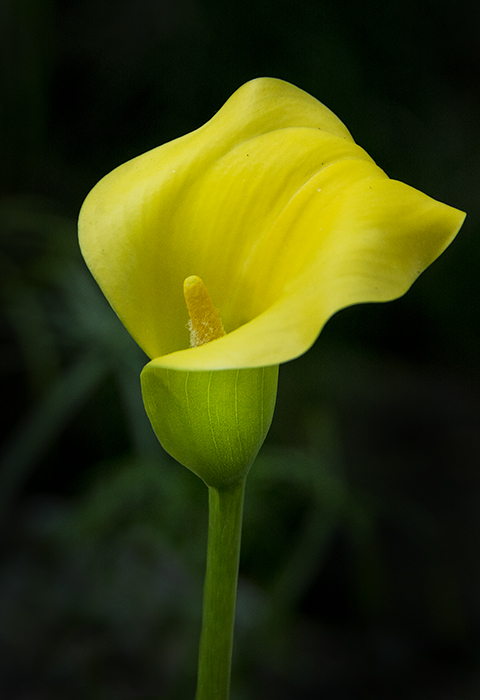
[0,1,478,698]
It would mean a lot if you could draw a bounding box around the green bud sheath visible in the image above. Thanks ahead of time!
[140,363,279,488]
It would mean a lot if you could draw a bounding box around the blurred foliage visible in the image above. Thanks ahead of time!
[1,0,479,698]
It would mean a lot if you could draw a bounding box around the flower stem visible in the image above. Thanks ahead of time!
[195,478,246,700]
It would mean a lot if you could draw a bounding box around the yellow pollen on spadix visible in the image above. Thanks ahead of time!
[183,275,226,347]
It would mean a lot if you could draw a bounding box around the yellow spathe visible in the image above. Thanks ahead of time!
[79,77,465,372]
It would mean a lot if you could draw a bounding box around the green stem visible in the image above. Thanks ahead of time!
[195,478,246,700]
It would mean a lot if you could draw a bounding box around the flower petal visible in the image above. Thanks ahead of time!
[79,78,465,370]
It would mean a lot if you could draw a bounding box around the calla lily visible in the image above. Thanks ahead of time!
[79,77,465,487]
[79,78,465,699]
[79,77,465,375]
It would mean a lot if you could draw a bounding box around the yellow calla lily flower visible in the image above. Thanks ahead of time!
[78,79,466,698]
[79,77,465,488]
[79,77,465,374]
